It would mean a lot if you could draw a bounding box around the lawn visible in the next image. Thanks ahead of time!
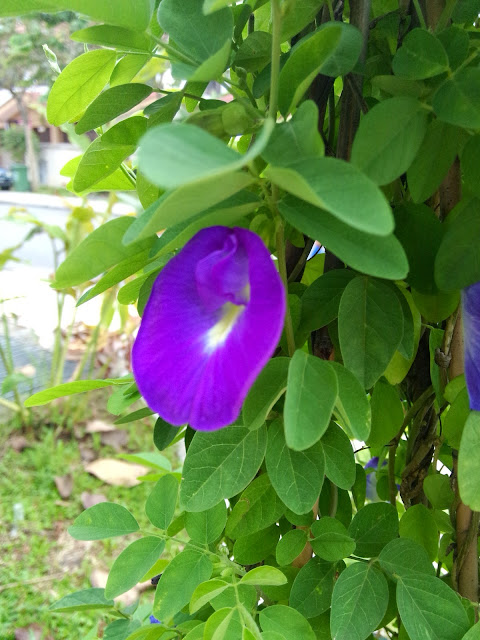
[0,397,181,639]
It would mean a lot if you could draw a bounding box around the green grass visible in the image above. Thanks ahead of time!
[0,403,181,639]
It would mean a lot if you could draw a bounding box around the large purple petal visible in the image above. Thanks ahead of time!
[132,226,286,430]
[462,282,480,410]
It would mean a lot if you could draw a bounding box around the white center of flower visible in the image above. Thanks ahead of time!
[205,301,246,352]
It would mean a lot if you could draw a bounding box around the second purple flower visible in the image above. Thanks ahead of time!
[132,226,286,431]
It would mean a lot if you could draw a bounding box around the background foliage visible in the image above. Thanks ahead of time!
[2,0,480,638]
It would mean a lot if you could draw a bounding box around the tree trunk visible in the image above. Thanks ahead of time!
[15,93,39,191]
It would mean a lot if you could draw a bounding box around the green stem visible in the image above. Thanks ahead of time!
[269,0,282,120]
[412,0,427,28]
[55,306,77,386]
[435,0,457,31]
[326,0,335,20]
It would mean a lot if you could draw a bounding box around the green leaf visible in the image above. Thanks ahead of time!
[423,474,454,510]
[190,579,229,613]
[153,548,212,620]
[378,538,435,580]
[50,588,114,612]
[226,474,285,538]
[265,419,325,515]
[145,92,183,123]
[458,412,480,510]
[392,28,449,79]
[234,31,272,72]
[339,276,403,389]
[233,525,280,565]
[298,270,355,337]
[185,500,227,544]
[330,362,371,442]
[278,22,362,115]
[407,121,459,204]
[203,608,243,640]
[444,386,469,449]
[105,537,165,599]
[54,217,154,288]
[75,84,152,134]
[433,68,480,129]
[371,75,425,98]
[77,249,152,306]
[47,49,117,126]
[394,203,445,294]
[262,101,324,168]
[240,566,287,586]
[348,503,399,558]
[397,575,470,640]
[435,197,480,290]
[158,0,233,66]
[180,424,267,512]
[138,119,272,189]
[278,196,408,280]
[121,625,168,640]
[276,529,307,566]
[114,407,153,424]
[399,504,438,562]
[259,605,316,640]
[280,0,326,42]
[310,517,356,562]
[71,25,153,53]
[453,0,480,23]
[110,54,151,87]
[368,380,404,449]
[266,157,393,236]
[331,563,389,640]
[66,0,155,30]
[25,378,128,407]
[119,452,171,471]
[145,474,179,529]
[351,97,427,186]
[290,557,337,618]
[321,422,356,490]
[104,619,142,640]
[68,503,139,540]
[242,357,289,430]
[153,418,181,451]
[73,116,147,192]
[352,464,367,511]
[124,176,255,244]
[461,622,480,640]
[203,0,233,13]
[412,288,460,323]
[284,350,338,451]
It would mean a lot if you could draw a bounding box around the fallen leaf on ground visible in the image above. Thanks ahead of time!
[9,436,31,452]
[100,429,128,451]
[80,492,107,509]
[86,419,116,433]
[84,459,146,486]
[15,624,52,640]
[79,445,96,463]
[54,474,73,499]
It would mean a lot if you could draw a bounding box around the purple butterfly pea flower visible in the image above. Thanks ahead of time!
[462,281,480,410]
[149,615,161,624]
[132,226,286,431]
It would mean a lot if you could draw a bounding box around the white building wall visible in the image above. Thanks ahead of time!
[39,142,79,187]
